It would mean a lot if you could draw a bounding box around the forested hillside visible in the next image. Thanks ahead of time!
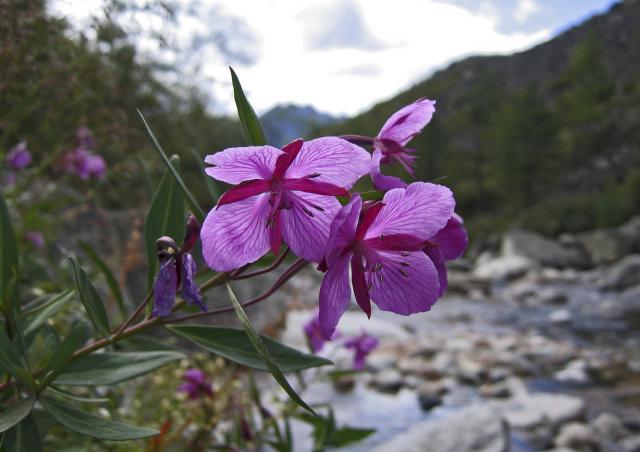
[321,0,640,236]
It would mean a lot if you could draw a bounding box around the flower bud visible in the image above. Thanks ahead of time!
[182,213,201,252]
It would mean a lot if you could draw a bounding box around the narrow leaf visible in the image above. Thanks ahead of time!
[189,146,220,200]
[55,351,185,386]
[137,110,205,220]
[325,427,376,447]
[40,397,159,441]
[143,157,185,290]
[79,241,126,317]
[39,325,87,389]
[45,386,109,404]
[0,397,35,433]
[0,327,34,388]
[0,192,19,310]
[167,325,332,372]
[22,289,74,336]
[3,414,42,452]
[230,67,267,146]
[226,284,315,414]
[68,257,110,338]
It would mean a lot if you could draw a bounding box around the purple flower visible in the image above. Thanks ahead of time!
[304,313,340,353]
[178,368,214,400]
[370,99,436,190]
[7,141,32,171]
[25,231,45,249]
[153,214,207,317]
[423,214,468,296]
[75,126,95,150]
[344,332,378,369]
[61,148,106,180]
[318,182,455,338]
[201,138,370,271]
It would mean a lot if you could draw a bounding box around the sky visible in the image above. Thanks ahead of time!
[51,0,618,116]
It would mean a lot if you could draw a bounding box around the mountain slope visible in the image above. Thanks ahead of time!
[321,0,640,235]
[261,104,340,147]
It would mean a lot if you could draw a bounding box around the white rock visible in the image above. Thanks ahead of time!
[549,309,572,324]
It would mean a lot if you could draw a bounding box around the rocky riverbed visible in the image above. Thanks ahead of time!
[273,217,640,451]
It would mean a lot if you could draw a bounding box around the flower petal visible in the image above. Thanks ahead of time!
[153,259,177,317]
[319,252,353,339]
[365,182,455,242]
[325,196,361,267]
[424,246,447,296]
[433,214,468,261]
[370,149,408,191]
[280,192,341,263]
[201,194,272,271]
[181,253,206,311]
[378,98,436,146]
[369,251,440,315]
[204,146,281,184]
[285,137,370,189]
[217,179,271,206]
[351,254,372,317]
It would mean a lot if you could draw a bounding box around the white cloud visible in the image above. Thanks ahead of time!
[514,0,540,22]
[50,0,551,116]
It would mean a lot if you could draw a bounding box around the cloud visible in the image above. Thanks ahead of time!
[335,63,383,77]
[301,0,385,51]
[514,0,539,22]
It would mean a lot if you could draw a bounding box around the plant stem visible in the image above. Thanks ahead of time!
[230,248,289,280]
[339,134,374,146]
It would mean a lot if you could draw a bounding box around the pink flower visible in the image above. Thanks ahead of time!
[303,312,340,353]
[318,182,455,338]
[201,138,370,271]
[344,332,378,369]
[25,231,45,249]
[423,214,468,296]
[75,126,95,150]
[61,148,106,180]
[178,368,214,400]
[7,141,32,171]
[370,99,436,190]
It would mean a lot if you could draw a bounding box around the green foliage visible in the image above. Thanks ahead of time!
[68,257,111,338]
[167,325,332,372]
[0,397,35,434]
[3,414,43,452]
[230,67,268,146]
[0,192,19,311]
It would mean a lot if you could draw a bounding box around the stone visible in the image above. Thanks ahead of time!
[621,434,640,452]
[599,255,640,291]
[495,393,585,429]
[417,394,443,411]
[502,229,590,269]
[549,309,572,324]
[457,358,486,384]
[538,287,569,305]
[554,359,590,384]
[590,412,628,441]
[554,422,599,451]
[417,380,448,398]
[372,404,508,452]
[473,254,535,281]
[576,228,631,265]
[372,368,404,393]
[479,381,512,399]
[620,216,640,253]
[397,357,442,379]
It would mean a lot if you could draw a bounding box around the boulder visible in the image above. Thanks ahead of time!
[620,215,640,253]
[372,368,404,393]
[554,422,599,451]
[599,255,640,291]
[494,393,585,429]
[590,412,628,441]
[473,254,535,281]
[502,229,590,269]
[621,434,640,452]
[372,404,508,452]
[576,228,631,265]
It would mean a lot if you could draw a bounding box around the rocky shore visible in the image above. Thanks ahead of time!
[278,216,640,451]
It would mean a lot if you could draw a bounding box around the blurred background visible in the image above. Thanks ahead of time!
[2,0,640,450]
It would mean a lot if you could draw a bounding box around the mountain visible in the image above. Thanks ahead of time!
[261,104,341,147]
[321,0,640,236]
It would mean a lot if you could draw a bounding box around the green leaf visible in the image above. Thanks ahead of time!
[79,241,126,317]
[230,67,267,146]
[68,257,110,338]
[225,284,315,414]
[3,414,42,452]
[325,427,376,448]
[0,397,35,433]
[143,157,185,290]
[0,192,19,310]
[189,146,220,201]
[137,110,205,220]
[39,325,87,389]
[167,325,332,372]
[45,386,109,404]
[40,397,159,441]
[55,351,185,386]
[22,289,74,336]
[0,327,33,388]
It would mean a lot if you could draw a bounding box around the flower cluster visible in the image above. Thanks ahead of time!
[60,127,106,180]
[200,100,467,339]
[3,140,32,186]
[178,368,214,400]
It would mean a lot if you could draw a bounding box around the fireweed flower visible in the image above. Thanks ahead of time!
[344,332,378,370]
[424,214,468,296]
[61,148,106,180]
[6,140,32,170]
[201,138,370,271]
[178,368,214,400]
[303,313,340,353]
[153,214,207,317]
[370,99,436,190]
[318,182,455,338]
